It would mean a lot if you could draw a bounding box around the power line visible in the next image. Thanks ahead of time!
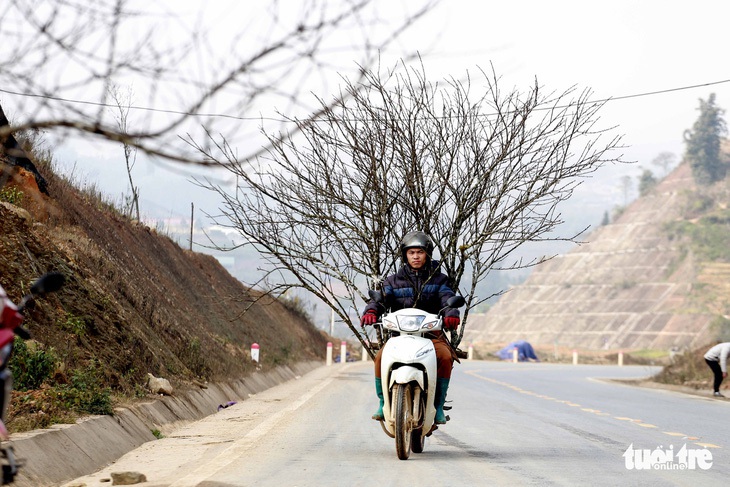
[0,87,248,121]
[1,78,730,123]
[595,79,730,103]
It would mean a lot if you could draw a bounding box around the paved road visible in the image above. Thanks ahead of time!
[64,360,729,486]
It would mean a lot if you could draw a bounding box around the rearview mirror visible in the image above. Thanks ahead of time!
[30,272,66,296]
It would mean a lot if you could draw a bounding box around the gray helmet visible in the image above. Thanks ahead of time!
[400,231,434,264]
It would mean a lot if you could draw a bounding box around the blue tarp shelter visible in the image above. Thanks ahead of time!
[496,340,539,362]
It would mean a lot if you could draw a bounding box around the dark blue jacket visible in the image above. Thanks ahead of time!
[365,262,459,318]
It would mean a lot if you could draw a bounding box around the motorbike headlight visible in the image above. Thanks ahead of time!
[397,315,425,332]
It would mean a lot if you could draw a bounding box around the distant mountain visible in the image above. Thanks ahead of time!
[467,161,728,352]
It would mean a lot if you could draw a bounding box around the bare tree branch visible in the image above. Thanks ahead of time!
[0,0,438,164]
[196,60,625,354]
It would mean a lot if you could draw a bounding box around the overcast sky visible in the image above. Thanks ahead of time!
[50,0,730,239]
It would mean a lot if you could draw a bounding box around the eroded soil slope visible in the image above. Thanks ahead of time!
[0,159,329,427]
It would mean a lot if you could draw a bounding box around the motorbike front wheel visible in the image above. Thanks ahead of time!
[394,383,413,460]
[410,389,426,454]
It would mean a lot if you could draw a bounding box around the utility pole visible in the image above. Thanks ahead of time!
[189,202,194,251]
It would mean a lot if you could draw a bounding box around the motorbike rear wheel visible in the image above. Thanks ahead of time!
[394,383,413,460]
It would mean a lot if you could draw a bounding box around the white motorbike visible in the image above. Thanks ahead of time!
[369,291,464,460]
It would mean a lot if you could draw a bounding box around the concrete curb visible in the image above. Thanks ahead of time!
[10,361,323,487]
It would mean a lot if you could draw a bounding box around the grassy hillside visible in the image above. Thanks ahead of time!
[663,182,730,342]
[650,152,730,389]
[0,157,329,432]
[468,148,730,354]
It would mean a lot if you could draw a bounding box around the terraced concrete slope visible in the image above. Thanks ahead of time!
[468,163,716,351]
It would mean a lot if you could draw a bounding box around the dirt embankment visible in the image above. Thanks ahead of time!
[0,158,330,430]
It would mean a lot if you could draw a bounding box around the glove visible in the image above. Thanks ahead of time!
[360,310,378,326]
[443,316,460,330]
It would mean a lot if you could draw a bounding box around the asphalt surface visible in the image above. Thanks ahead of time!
[57,360,730,487]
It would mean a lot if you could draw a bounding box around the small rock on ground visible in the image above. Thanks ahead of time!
[110,471,147,485]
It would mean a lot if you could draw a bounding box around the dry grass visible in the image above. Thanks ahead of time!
[652,344,715,389]
[1,160,330,432]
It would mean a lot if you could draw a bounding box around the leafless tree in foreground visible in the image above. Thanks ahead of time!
[196,62,624,357]
[0,0,436,165]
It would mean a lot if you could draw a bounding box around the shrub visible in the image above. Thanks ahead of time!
[61,313,87,336]
[0,187,24,206]
[56,360,113,415]
[179,337,211,379]
[281,294,312,322]
[664,211,730,262]
[9,338,57,391]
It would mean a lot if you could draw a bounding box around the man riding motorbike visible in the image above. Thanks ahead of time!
[361,231,460,424]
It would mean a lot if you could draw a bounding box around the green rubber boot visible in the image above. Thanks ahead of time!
[372,377,384,420]
[434,377,450,424]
